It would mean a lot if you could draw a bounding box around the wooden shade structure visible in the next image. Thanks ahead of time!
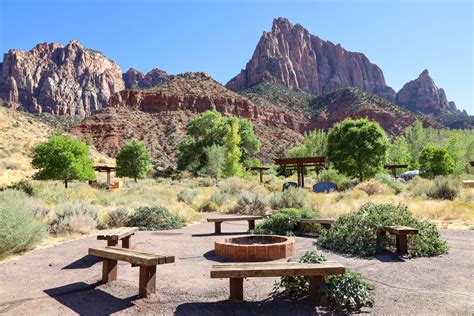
[384,164,408,177]
[274,157,326,187]
[94,165,116,187]
[245,166,270,184]
[470,161,474,167]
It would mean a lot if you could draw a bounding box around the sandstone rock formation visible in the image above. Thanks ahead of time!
[123,68,170,89]
[396,69,459,115]
[0,40,124,116]
[226,17,396,101]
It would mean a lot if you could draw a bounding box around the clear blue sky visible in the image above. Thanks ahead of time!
[0,0,472,113]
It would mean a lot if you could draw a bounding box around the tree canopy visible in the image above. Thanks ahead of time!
[287,129,327,158]
[116,140,152,181]
[32,135,95,188]
[223,119,245,177]
[418,146,455,178]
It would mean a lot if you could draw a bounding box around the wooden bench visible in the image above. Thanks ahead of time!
[462,180,474,188]
[97,227,138,248]
[207,216,262,234]
[380,225,419,255]
[300,218,334,229]
[210,261,345,304]
[89,246,175,297]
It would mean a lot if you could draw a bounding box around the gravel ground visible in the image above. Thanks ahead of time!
[0,213,473,315]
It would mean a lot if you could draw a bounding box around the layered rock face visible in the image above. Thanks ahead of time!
[0,40,124,116]
[396,69,459,115]
[123,68,171,89]
[226,18,396,101]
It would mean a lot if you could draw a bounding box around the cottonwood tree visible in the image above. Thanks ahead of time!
[203,144,225,184]
[223,119,245,177]
[418,146,454,178]
[116,140,152,182]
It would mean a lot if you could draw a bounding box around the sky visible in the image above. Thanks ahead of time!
[0,0,472,113]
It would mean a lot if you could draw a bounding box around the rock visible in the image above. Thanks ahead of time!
[226,17,396,101]
[123,68,171,89]
[0,40,124,116]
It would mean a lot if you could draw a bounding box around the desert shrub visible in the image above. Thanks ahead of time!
[355,180,391,195]
[0,190,46,258]
[177,189,197,205]
[232,190,269,215]
[408,177,432,198]
[374,173,403,194]
[49,201,103,235]
[218,176,249,195]
[318,168,348,189]
[318,203,448,257]
[107,208,130,228]
[127,206,183,230]
[253,208,320,236]
[4,179,36,196]
[426,176,460,200]
[338,178,359,191]
[273,251,374,312]
[270,187,309,210]
[209,190,229,206]
[197,201,219,213]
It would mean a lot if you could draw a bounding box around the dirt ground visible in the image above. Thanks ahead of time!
[0,214,473,316]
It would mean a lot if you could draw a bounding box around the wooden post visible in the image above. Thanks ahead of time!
[139,265,156,297]
[396,234,408,255]
[107,239,118,247]
[259,169,263,184]
[248,220,255,231]
[122,236,131,248]
[215,222,222,234]
[229,278,244,302]
[102,259,117,283]
[106,170,111,188]
[308,275,323,305]
[300,163,305,188]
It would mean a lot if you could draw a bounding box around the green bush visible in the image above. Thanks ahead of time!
[177,189,197,205]
[0,190,46,258]
[49,201,103,235]
[318,203,448,257]
[127,206,184,230]
[318,168,348,189]
[375,173,402,194]
[253,208,319,236]
[426,176,460,200]
[197,201,219,213]
[270,187,309,210]
[233,190,269,215]
[4,179,36,196]
[273,251,374,312]
[107,208,129,228]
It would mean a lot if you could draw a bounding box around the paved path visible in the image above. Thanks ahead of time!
[0,214,473,315]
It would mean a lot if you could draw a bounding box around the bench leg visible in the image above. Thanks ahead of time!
[102,259,117,283]
[321,223,331,229]
[396,234,408,255]
[248,220,255,231]
[139,265,156,298]
[229,278,244,302]
[309,276,323,305]
[122,236,131,249]
[215,222,222,234]
[107,239,118,247]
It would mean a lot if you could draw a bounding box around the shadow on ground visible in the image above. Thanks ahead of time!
[62,255,101,269]
[192,232,248,237]
[44,282,138,315]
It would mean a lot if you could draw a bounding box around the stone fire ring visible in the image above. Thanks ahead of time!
[214,235,296,262]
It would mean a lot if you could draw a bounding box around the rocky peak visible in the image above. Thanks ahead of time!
[0,40,124,116]
[226,17,396,101]
[396,69,457,115]
[123,67,170,89]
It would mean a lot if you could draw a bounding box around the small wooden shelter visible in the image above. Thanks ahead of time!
[94,165,116,187]
[274,157,326,187]
[384,164,408,177]
[245,166,270,183]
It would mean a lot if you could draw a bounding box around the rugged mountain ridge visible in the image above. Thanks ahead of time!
[226,17,396,101]
[123,68,171,89]
[0,40,124,116]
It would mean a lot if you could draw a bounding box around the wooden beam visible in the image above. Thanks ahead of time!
[89,247,175,266]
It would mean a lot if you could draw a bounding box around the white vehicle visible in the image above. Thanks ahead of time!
[400,170,419,181]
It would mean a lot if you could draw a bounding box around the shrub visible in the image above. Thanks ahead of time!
[197,201,219,213]
[355,180,391,195]
[408,177,432,198]
[107,208,129,228]
[418,146,454,178]
[209,190,229,206]
[232,190,269,215]
[49,202,103,235]
[375,173,403,194]
[318,168,348,189]
[253,208,319,236]
[219,176,249,195]
[318,203,448,257]
[4,179,36,196]
[0,190,46,258]
[177,189,197,205]
[127,206,184,230]
[270,187,309,210]
[426,176,460,200]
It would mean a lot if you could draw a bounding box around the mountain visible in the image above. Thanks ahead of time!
[0,40,124,116]
[226,17,396,101]
[123,68,171,89]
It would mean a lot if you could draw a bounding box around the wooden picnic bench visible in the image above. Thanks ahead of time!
[97,227,138,248]
[210,261,345,304]
[380,225,419,255]
[300,218,334,229]
[89,246,175,297]
[207,216,262,234]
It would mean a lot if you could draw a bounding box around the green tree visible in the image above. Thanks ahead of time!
[387,136,411,166]
[176,110,261,172]
[223,119,245,177]
[203,145,225,184]
[418,146,455,178]
[116,140,152,182]
[327,118,388,182]
[447,136,465,174]
[32,135,95,188]
[288,130,327,158]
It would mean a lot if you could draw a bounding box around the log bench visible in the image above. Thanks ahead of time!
[380,225,419,255]
[97,227,138,248]
[89,246,175,297]
[207,216,262,234]
[210,261,345,304]
[300,218,334,229]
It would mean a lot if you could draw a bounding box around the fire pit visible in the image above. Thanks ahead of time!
[215,235,295,262]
